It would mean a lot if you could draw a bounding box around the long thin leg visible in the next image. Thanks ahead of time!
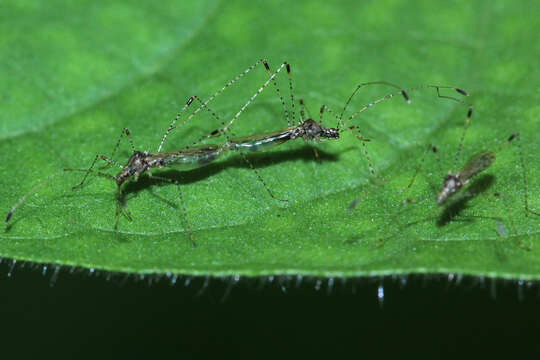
[320,103,341,123]
[391,96,471,193]
[344,84,470,131]
[462,212,531,251]
[451,106,473,173]
[321,103,379,179]
[179,61,294,149]
[339,81,407,128]
[72,168,133,230]
[158,96,195,152]
[456,186,533,251]
[400,144,443,194]
[375,198,418,247]
[158,59,294,152]
[237,152,288,202]
[73,127,130,189]
[497,133,539,217]
[157,93,241,151]
[221,62,288,135]
[5,168,116,223]
[188,61,292,203]
[186,95,229,145]
[263,60,291,127]
[73,154,122,190]
[492,212,531,251]
[175,180,195,246]
[348,125,377,178]
[318,82,470,180]
[101,127,136,170]
[299,98,314,121]
[145,174,196,246]
[112,128,136,159]
[183,96,289,203]
[162,84,291,205]
[158,60,273,152]
[299,99,307,122]
[114,187,133,231]
[286,63,296,126]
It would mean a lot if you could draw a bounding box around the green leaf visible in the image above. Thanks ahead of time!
[1,0,539,279]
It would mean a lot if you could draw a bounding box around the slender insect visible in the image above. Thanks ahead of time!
[376,104,539,250]
[4,60,342,246]
[200,80,472,181]
[4,60,479,247]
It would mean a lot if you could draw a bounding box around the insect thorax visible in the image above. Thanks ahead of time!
[437,174,464,205]
[293,119,339,142]
[116,151,150,186]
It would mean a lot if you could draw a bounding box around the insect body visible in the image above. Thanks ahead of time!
[114,117,339,188]
[376,103,538,250]
[5,107,340,246]
[437,150,495,205]
[5,59,478,248]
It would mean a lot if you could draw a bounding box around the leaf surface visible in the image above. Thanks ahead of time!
[1,0,539,279]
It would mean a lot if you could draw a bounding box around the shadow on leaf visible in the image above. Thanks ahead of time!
[121,145,338,200]
[437,174,495,227]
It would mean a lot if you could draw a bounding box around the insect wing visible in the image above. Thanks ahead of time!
[457,151,495,181]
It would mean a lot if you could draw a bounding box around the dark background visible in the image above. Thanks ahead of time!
[2,261,539,358]
[2,3,539,357]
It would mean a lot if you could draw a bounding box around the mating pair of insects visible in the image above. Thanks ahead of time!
[5,60,538,249]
